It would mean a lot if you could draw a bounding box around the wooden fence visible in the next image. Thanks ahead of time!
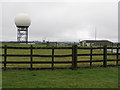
[0,45,120,70]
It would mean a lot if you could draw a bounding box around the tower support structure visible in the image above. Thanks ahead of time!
[17,26,28,43]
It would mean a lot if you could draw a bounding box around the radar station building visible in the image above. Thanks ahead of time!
[15,13,31,43]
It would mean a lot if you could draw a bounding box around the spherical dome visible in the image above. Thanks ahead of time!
[15,13,31,27]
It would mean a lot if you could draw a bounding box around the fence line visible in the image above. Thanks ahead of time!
[0,45,120,70]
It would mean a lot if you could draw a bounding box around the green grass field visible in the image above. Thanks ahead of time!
[1,43,119,88]
[0,43,119,68]
[2,67,118,88]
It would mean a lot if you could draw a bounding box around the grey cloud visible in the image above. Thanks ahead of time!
[2,2,118,42]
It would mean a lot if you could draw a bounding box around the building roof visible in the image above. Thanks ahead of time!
[80,40,113,43]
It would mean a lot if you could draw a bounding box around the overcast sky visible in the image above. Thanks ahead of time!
[1,0,119,42]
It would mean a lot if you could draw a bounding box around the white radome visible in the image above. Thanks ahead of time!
[15,13,31,27]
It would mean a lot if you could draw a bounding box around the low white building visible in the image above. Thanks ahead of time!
[79,40,113,46]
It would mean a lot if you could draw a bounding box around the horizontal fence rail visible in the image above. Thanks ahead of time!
[0,45,120,70]
[0,46,72,49]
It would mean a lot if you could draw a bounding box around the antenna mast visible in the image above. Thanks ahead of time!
[95,27,96,40]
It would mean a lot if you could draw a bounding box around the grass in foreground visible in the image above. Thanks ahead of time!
[2,67,118,88]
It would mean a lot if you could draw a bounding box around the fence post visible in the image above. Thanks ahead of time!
[72,45,77,70]
[111,43,113,53]
[52,47,54,70]
[116,44,119,66]
[4,45,7,70]
[30,45,33,70]
[103,45,107,67]
[90,46,92,68]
